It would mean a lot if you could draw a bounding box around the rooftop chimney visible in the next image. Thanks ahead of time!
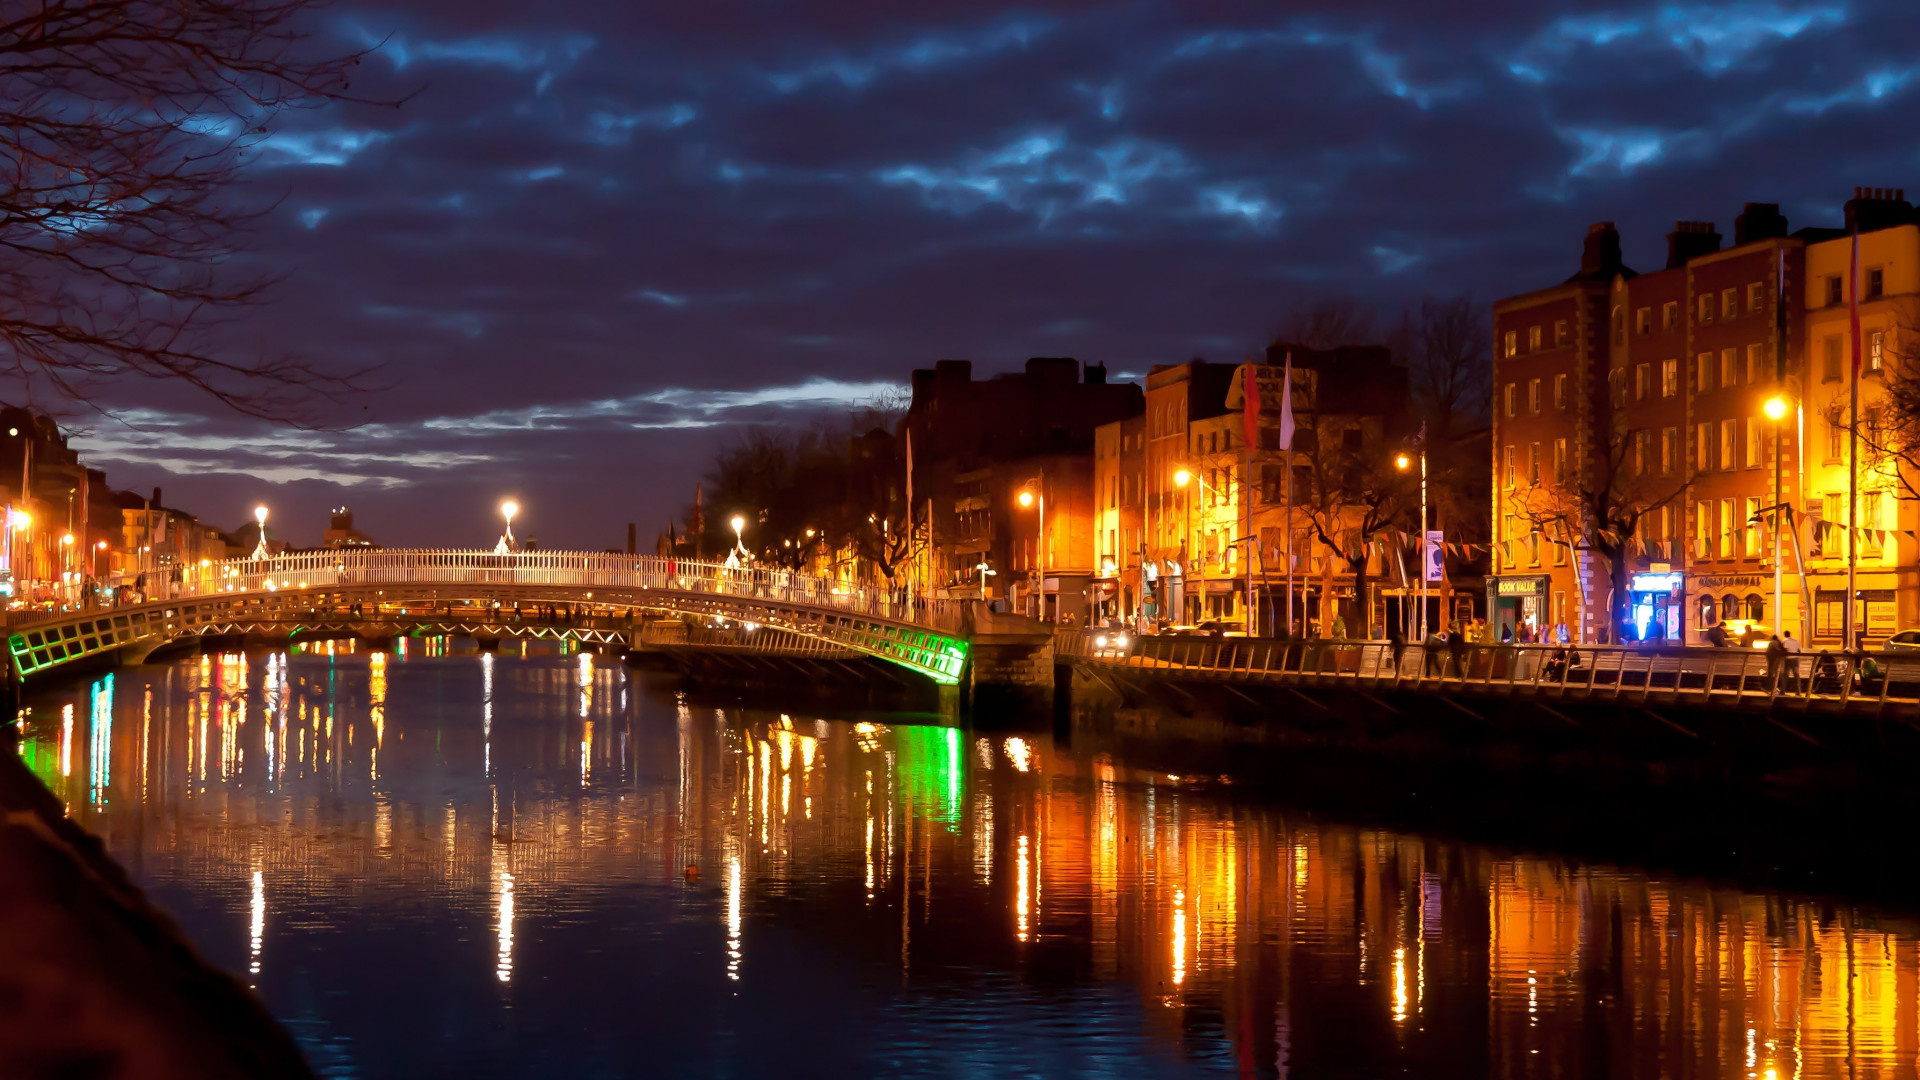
[1666,220,1722,268]
[1084,362,1107,385]
[150,486,162,508]
[1580,221,1625,277]
[1733,203,1788,246]
[1844,185,1916,233]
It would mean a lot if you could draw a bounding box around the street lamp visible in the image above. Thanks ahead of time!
[94,539,107,579]
[1173,469,1196,624]
[1396,446,1428,641]
[500,500,519,552]
[59,532,73,600]
[1765,394,1791,636]
[730,514,746,552]
[1016,483,1044,619]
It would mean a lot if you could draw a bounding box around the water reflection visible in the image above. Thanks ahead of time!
[13,647,1920,1078]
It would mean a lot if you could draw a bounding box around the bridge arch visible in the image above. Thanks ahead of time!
[6,550,969,685]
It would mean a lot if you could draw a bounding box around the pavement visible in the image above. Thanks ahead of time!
[0,738,314,1080]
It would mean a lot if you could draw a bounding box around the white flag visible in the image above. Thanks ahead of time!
[1278,356,1296,451]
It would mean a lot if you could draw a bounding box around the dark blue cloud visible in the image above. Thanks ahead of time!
[72,0,1920,547]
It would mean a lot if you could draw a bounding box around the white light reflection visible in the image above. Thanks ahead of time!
[726,855,743,982]
[496,870,515,983]
[248,869,265,980]
[482,651,494,778]
[1004,735,1031,772]
[1392,946,1408,1024]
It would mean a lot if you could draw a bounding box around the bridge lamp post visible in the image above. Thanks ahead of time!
[730,514,747,559]
[252,505,270,561]
[9,509,30,600]
[1764,394,1791,636]
[500,500,519,552]
[1017,485,1044,619]
[1396,448,1428,642]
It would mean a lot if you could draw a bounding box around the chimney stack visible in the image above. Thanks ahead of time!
[1734,202,1788,246]
[1665,220,1722,268]
[1844,185,1916,233]
[1580,221,1624,277]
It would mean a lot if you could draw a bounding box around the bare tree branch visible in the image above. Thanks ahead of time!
[0,0,405,423]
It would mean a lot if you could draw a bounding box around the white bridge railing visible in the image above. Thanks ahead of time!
[13,549,963,633]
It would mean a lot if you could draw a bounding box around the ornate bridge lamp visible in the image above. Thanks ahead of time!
[251,505,271,560]
[498,500,519,553]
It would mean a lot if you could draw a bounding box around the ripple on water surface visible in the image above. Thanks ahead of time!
[15,645,1920,1078]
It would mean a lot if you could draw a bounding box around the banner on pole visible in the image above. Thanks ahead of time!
[1423,530,1445,582]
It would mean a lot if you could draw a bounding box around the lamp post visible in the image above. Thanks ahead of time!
[7,509,29,601]
[730,514,747,557]
[500,500,519,552]
[59,532,73,607]
[1396,448,1428,641]
[94,539,107,580]
[1173,468,1196,624]
[1765,394,1790,635]
[1016,484,1044,619]
[251,505,270,560]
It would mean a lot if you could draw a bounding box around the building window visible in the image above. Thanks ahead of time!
[1662,301,1678,331]
[1823,336,1843,382]
[1554,320,1569,347]
[1719,498,1735,557]
[1634,363,1650,401]
[1553,373,1567,410]
[1746,343,1763,384]
[1721,348,1737,388]
[1868,267,1885,300]
[1697,294,1713,324]
[1612,306,1625,346]
[1744,498,1762,555]
[1745,418,1761,469]
[1529,325,1542,351]
[1721,288,1738,319]
[1869,330,1885,374]
[1695,500,1711,559]
[1863,490,1884,556]
[1529,378,1542,413]
[1696,352,1712,393]
[1530,441,1541,484]
[1505,382,1516,417]
[1503,331,1518,358]
[1696,423,1710,471]
[1662,427,1677,474]
[1504,445,1515,487]
[1828,420,1844,462]
[1632,430,1649,476]
[1553,438,1567,483]
[1747,281,1764,313]
[1661,358,1678,397]
[1720,419,1737,470]
[1635,307,1652,335]
[1826,275,1844,307]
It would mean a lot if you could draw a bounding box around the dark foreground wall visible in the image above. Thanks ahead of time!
[0,738,314,1080]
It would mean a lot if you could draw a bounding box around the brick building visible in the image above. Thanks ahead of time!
[1489,195,1920,645]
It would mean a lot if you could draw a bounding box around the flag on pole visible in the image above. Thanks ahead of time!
[1278,356,1296,451]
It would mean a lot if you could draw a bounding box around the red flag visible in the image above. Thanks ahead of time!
[1278,355,1296,451]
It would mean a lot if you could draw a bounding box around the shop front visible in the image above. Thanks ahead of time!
[1627,569,1687,643]
[1487,574,1551,640]
[1688,572,1766,643]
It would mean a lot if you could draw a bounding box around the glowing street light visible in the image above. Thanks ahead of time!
[9,509,31,532]
[1016,482,1044,618]
[1763,394,1794,635]
[1173,468,1191,488]
[1764,395,1790,421]
[252,505,270,560]
[499,500,519,552]
[1396,445,1429,641]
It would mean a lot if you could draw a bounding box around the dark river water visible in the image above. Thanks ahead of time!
[16,643,1920,1079]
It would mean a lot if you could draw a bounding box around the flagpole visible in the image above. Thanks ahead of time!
[1281,355,1295,636]
[1848,224,1862,650]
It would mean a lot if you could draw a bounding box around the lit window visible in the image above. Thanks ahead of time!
[1503,331,1517,358]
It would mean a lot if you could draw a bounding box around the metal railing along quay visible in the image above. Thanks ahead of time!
[1057,631,1920,716]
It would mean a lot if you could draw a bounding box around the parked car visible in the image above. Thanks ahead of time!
[1883,630,1920,652]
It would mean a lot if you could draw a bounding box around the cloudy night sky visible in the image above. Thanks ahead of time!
[70,0,1920,548]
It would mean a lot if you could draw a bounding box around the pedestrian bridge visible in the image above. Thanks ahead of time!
[3,550,970,685]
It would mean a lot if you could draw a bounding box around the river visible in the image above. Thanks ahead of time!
[15,642,1920,1078]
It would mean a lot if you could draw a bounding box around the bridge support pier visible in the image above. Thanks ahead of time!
[964,630,1056,718]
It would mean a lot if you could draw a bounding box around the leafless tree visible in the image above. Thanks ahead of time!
[1400,295,1493,544]
[0,0,395,421]
[1274,298,1376,352]
[1505,397,1692,638]
[1292,411,1413,634]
